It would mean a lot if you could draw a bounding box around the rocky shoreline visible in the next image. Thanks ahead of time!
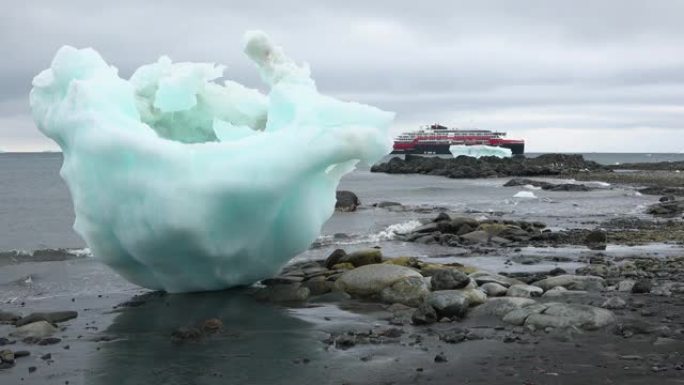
[370,154,607,179]
[244,243,684,382]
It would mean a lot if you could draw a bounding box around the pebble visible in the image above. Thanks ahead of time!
[434,353,448,363]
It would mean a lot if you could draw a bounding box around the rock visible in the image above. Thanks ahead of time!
[647,199,684,217]
[412,303,438,325]
[602,297,627,309]
[339,248,382,267]
[461,230,509,244]
[480,282,508,297]
[384,256,421,268]
[548,267,567,276]
[502,303,549,326]
[511,255,542,265]
[331,262,355,270]
[431,269,470,290]
[261,276,304,286]
[434,212,451,222]
[380,276,430,307]
[325,249,347,269]
[504,178,553,188]
[171,327,202,342]
[0,311,20,324]
[460,288,487,306]
[617,279,636,292]
[524,303,615,330]
[0,350,14,364]
[506,284,543,298]
[335,190,360,212]
[201,318,223,333]
[10,321,58,338]
[584,230,607,250]
[426,291,470,318]
[470,297,536,318]
[335,264,422,297]
[255,284,310,302]
[15,311,78,327]
[375,201,402,208]
[631,279,653,294]
[302,277,333,296]
[469,271,521,287]
[542,288,587,298]
[434,353,448,363]
[532,274,605,291]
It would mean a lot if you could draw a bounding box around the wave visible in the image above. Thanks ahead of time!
[312,220,423,247]
[0,248,91,264]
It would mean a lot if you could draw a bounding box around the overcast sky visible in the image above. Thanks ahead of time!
[2,1,683,152]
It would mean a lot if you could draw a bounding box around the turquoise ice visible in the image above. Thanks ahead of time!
[30,31,394,293]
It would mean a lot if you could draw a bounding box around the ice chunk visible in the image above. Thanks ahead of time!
[449,144,512,159]
[513,191,537,199]
[30,32,394,293]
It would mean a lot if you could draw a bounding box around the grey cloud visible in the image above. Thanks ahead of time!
[1,0,683,151]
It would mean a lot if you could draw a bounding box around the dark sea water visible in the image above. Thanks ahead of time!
[1,152,683,252]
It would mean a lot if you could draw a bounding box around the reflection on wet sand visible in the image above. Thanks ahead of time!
[89,290,328,385]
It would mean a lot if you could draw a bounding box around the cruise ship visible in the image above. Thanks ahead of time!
[391,124,525,155]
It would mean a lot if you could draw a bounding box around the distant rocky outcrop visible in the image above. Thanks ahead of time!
[503,178,592,191]
[371,154,606,179]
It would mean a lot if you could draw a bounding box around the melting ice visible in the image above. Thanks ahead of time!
[449,144,512,159]
[30,31,394,293]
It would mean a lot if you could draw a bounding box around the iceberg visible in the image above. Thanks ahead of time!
[449,144,512,159]
[30,31,394,293]
[513,191,537,199]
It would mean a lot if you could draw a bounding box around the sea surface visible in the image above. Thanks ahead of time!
[1,152,684,253]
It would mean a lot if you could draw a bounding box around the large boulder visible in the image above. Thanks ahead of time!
[524,303,616,330]
[335,190,360,212]
[532,274,605,291]
[336,264,422,297]
[431,269,470,290]
[380,276,430,307]
[426,290,470,318]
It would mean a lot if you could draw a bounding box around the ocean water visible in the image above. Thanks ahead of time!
[1,152,681,253]
[527,152,684,165]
